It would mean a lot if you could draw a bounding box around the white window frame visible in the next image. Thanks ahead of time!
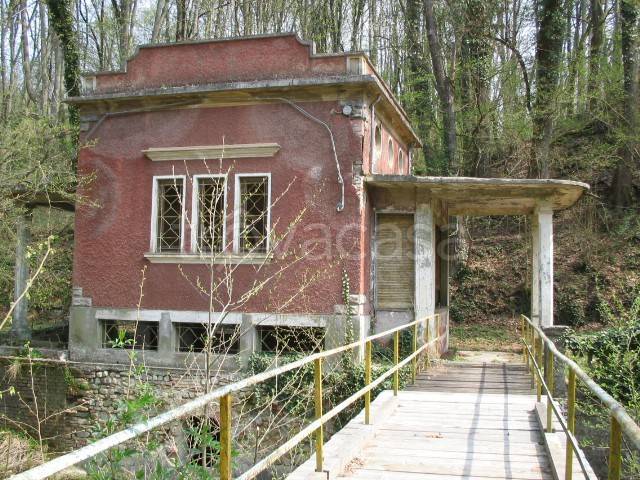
[150,175,187,253]
[191,174,228,253]
[388,138,394,170]
[233,173,272,254]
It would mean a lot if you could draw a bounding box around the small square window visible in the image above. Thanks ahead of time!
[238,176,269,253]
[102,320,159,350]
[196,177,226,252]
[258,326,324,354]
[177,323,240,354]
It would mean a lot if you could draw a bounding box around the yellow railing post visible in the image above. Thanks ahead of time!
[565,369,576,480]
[536,335,543,402]
[546,346,554,433]
[220,393,232,480]
[365,340,372,425]
[608,416,622,480]
[529,331,536,388]
[521,316,526,363]
[435,314,441,356]
[412,322,418,382]
[314,358,323,472]
[393,331,399,396]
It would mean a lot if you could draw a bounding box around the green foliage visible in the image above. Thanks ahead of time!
[563,291,640,406]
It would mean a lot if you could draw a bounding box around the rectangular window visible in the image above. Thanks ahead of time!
[195,177,226,252]
[177,323,240,354]
[102,320,159,350]
[237,176,269,253]
[258,326,324,354]
[155,178,184,252]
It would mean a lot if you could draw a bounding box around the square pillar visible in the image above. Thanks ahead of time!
[415,199,436,336]
[535,206,554,327]
[530,216,540,325]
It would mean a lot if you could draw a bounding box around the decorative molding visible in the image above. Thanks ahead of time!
[143,143,280,161]
[144,252,272,265]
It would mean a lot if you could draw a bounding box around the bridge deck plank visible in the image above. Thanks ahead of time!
[337,362,551,480]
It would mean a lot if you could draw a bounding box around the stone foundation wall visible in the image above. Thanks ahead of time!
[0,356,238,453]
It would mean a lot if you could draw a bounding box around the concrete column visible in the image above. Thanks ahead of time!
[12,212,32,341]
[415,199,436,338]
[536,207,554,327]
[530,216,540,325]
[238,314,257,368]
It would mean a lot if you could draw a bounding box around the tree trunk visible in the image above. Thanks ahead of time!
[531,0,565,178]
[423,0,457,171]
[46,0,81,130]
[19,0,38,104]
[611,0,638,207]
[587,0,603,110]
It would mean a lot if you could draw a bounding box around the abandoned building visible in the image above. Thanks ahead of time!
[67,33,589,367]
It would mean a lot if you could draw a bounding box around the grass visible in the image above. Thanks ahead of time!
[449,321,521,352]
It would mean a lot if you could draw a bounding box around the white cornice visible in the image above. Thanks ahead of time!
[144,252,272,265]
[143,143,280,161]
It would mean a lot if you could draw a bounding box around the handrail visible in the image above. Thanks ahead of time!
[12,314,443,480]
[521,314,640,480]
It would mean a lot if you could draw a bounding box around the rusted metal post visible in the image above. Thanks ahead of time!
[546,347,554,433]
[314,358,323,472]
[565,370,576,480]
[436,314,441,356]
[608,416,622,480]
[412,322,418,382]
[393,331,399,396]
[365,340,372,424]
[536,335,543,402]
[220,394,232,480]
[521,316,526,364]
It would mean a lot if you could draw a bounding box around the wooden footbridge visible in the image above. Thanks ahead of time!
[11,316,640,480]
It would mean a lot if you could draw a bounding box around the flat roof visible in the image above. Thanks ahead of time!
[365,175,589,216]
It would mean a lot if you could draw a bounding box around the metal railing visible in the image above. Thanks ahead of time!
[12,313,444,480]
[521,314,640,480]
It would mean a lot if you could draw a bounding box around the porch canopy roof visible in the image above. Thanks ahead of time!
[364,175,589,216]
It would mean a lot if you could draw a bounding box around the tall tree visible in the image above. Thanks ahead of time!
[611,0,638,207]
[531,0,565,177]
[46,0,80,129]
[587,0,604,110]
[423,0,457,172]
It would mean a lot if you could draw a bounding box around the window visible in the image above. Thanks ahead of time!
[374,124,382,168]
[194,176,226,253]
[177,323,240,354]
[102,320,159,350]
[153,177,185,253]
[258,326,324,353]
[236,175,270,253]
[398,150,405,172]
[388,139,394,169]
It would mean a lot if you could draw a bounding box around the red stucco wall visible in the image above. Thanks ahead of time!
[74,101,371,315]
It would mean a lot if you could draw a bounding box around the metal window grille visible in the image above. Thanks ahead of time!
[102,320,159,350]
[258,326,324,354]
[197,178,225,252]
[239,176,268,253]
[156,179,183,252]
[177,323,240,354]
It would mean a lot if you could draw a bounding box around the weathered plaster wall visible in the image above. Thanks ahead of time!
[75,100,369,315]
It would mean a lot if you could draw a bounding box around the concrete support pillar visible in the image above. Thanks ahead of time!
[12,212,32,341]
[530,216,540,325]
[537,207,554,327]
[238,314,257,368]
[415,199,436,338]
